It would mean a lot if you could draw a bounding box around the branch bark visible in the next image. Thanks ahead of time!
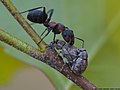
[0,0,98,90]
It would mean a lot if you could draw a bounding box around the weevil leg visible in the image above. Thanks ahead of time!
[59,50,73,72]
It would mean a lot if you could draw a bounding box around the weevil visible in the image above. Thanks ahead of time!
[49,39,88,75]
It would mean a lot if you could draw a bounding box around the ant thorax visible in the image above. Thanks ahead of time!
[48,22,57,28]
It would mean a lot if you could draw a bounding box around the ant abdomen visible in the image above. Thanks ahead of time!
[27,10,48,24]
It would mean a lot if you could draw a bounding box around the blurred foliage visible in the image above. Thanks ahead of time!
[0,0,120,90]
[0,46,27,85]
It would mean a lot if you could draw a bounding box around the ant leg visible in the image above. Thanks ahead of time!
[47,9,54,20]
[74,37,84,48]
[52,24,59,42]
[48,34,56,49]
[40,28,48,36]
[53,34,56,42]
[37,28,51,45]
[19,7,46,14]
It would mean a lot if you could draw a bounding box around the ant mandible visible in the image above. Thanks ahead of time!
[20,7,84,46]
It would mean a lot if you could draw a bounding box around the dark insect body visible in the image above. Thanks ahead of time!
[49,39,88,75]
[20,7,84,46]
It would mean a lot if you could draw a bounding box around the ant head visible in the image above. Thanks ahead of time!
[62,28,74,45]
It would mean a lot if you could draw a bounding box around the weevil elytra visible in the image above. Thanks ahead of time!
[49,39,88,75]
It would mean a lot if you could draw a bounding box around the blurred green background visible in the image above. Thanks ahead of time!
[0,0,120,90]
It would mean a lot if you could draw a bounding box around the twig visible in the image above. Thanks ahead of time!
[0,28,98,90]
[0,29,42,60]
[0,0,46,52]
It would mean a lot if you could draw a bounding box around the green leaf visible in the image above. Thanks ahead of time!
[0,46,27,85]
[0,0,120,89]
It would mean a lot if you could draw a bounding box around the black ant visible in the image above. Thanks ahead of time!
[20,7,84,46]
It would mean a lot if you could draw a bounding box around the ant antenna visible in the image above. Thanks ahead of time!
[74,37,84,48]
